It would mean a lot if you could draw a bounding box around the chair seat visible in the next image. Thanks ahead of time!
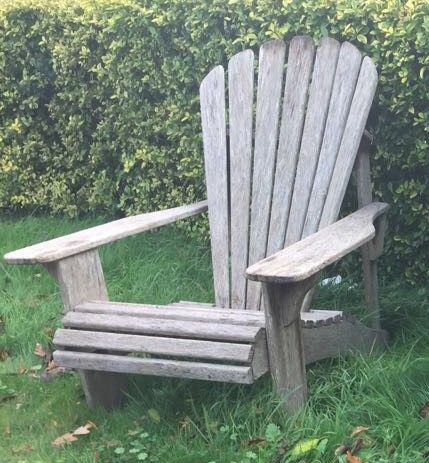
[53,300,361,384]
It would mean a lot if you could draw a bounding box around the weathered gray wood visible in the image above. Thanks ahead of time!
[76,301,265,326]
[247,40,287,311]
[62,312,264,343]
[44,250,126,409]
[261,278,316,411]
[247,202,389,283]
[356,139,380,329]
[267,36,315,256]
[285,38,341,245]
[200,65,230,308]
[54,329,254,363]
[229,49,254,310]
[303,42,362,236]
[303,318,388,364]
[251,331,270,379]
[54,351,255,383]
[320,56,378,227]
[4,201,207,264]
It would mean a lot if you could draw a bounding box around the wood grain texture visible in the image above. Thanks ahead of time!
[228,49,254,310]
[261,280,315,411]
[247,40,287,310]
[200,65,230,308]
[285,38,340,245]
[303,42,362,236]
[75,301,265,326]
[54,329,254,363]
[320,56,378,227]
[44,249,126,409]
[4,201,207,264]
[54,351,255,384]
[267,36,315,256]
[62,312,264,342]
[247,202,389,283]
[303,318,388,364]
[356,142,380,329]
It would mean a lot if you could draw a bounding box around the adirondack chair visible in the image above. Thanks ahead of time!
[4,36,389,411]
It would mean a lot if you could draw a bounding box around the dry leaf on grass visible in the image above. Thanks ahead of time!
[350,426,369,438]
[0,349,9,361]
[52,422,95,447]
[34,343,48,358]
[346,450,364,463]
[419,402,429,419]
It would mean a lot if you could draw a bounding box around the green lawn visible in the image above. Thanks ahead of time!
[1,215,429,462]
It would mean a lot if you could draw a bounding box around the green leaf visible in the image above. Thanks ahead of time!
[148,408,161,423]
[290,438,321,456]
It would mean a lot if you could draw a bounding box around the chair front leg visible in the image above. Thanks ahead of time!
[261,276,317,411]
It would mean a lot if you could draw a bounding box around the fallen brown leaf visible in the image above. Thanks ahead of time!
[17,364,27,374]
[4,425,11,435]
[419,402,429,419]
[34,343,48,358]
[73,422,94,435]
[246,436,267,446]
[52,433,78,447]
[0,349,9,361]
[346,450,364,463]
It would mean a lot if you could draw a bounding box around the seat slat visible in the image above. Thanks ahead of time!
[200,65,230,308]
[54,351,254,384]
[62,312,262,342]
[247,40,287,311]
[76,301,265,326]
[54,329,254,363]
[229,49,254,310]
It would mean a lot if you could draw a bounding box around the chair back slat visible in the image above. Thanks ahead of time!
[246,40,286,311]
[200,37,377,311]
[285,38,341,246]
[267,36,315,257]
[321,57,378,227]
[229,50,255,310]
[303,42,362,237]
[200,65,230,308]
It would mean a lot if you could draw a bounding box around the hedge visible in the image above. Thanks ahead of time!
[0,0,428,284]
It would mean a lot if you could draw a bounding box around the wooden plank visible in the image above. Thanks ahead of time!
[54,329,253,363]
[228,49,254,310]
[54,351,254,384]
[251,331,269,379]
[62,312,263,342]
[246,202,389,283]
[200,65,230,308]
[247,40,287,310]
[4,201,208,264]
[261,280,313,411]
[267,36,315,255]
[320,56,378,227]
[285,38,341,245]
[76,301,265,326]
[303,42,362,236]
[44,249,126,409]
[303,318,388,364]
[44,250,107,313]
[356,139,380,330]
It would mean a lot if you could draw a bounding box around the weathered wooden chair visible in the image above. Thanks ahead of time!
[4,36,389,411]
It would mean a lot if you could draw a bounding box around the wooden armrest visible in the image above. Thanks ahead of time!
[4,201,208,264]
[246,202,389,284]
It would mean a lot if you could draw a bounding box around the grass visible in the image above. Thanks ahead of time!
[1,215,429,462]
